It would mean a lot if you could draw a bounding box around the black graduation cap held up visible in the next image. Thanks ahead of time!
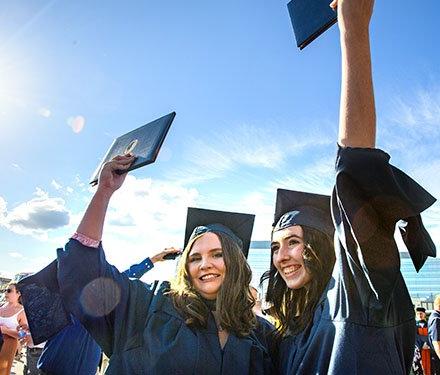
[273,189,334,237]
[184,207,255,258]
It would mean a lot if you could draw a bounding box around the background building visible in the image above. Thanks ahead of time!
[400,252,440,310]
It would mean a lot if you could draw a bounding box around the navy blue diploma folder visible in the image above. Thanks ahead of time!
[287,0,337,50]
[90,112,176,185]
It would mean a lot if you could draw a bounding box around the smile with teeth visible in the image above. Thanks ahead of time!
[200,273,220,281]
[282,265,302,276]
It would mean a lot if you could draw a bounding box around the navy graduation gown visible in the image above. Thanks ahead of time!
[38,316,101,375]
[278,146,436,375]
[48,239,276,375]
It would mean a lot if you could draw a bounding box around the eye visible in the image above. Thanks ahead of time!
[271,244,279,253]
[288,239,301,247]
[188,256,201,263]
[213,251,223,258]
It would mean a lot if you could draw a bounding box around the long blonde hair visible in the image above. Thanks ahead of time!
[168,232,256,336]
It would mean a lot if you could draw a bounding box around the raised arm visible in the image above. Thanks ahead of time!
[331,0,376,148]
[122,247,181,279]
[77,154,135,240]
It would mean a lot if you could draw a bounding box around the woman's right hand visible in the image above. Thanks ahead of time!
[97,154,136,196]
[330,0,374,36]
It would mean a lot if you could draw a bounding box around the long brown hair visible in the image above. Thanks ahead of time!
[169,232,256,337]
[262,225,335,338]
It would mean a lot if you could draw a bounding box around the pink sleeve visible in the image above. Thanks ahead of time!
[71,232,101,248]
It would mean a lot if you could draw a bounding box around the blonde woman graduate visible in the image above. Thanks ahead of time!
[19,155,276,374]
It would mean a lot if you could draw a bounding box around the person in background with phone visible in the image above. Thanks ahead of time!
[0,283,28,375]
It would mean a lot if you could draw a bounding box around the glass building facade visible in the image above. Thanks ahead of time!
[400,252,440,301]
[248,241,440,304]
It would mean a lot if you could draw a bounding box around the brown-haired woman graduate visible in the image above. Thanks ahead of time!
[21,155,276,374]
[263,0,437,373]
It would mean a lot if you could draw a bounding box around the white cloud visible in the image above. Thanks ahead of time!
[270,157,335,195]
[75,174,86,188]
[51,179,62,190]
[380,85,440,251]
[169,123,333,184]
[0,189,70,239]
[0,196,6,217]
[236,191,274,241]
[67,115,85,133]
[38,107,51,118]
[11,163,23,171]
[8,252,24,259]
[85,175,199,272]
[386,87,440,138]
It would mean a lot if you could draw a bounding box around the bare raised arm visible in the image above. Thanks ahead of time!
[331,0,376,148]
[76,154,135,241]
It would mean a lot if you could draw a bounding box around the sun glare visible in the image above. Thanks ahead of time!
[0,57,34,121]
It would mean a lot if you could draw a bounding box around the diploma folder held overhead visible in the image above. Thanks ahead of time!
[90,112,176,185]
[287,0,337,50]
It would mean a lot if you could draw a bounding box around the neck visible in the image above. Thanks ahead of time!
[6,301,20,308]
[201,297,217,311]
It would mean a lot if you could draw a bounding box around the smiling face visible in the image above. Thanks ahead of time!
[187,232,226,300]
[271,225,312,290]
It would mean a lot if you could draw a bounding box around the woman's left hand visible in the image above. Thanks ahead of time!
[150,247,182,263]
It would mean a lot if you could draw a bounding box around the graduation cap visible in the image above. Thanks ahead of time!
[273,189,333,237]
[184,207,255,258]
[415,307,426,313]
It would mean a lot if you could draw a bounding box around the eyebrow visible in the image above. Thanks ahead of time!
[271,234,303,245]
[188,248,223,257]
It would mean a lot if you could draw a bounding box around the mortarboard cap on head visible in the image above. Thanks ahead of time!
[273,189,333,237]
[415,307,426,313]
[184,207,255,258]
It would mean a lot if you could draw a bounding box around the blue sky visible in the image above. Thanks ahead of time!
[1,0,439,280]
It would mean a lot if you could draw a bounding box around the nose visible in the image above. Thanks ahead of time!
[275,243,291,263]
[199,256,213,270]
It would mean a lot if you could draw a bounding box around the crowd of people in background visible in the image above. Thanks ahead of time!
[411,300,440,375]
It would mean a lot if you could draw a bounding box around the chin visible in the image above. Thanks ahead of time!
[198,287,220,299]
[285,276,310,290]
